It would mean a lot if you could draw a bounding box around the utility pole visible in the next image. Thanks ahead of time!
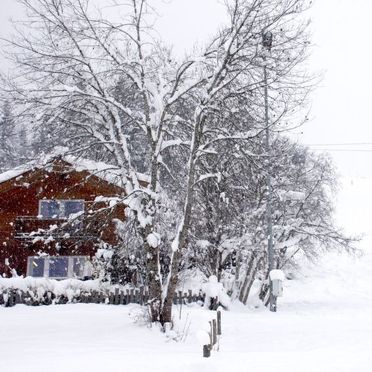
[262,31,277,312]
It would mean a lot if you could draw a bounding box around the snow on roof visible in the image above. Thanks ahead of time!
[0,165,32,185]
[62,155,125,187]
[0,147,149,188]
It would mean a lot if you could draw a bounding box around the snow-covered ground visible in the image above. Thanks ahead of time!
[2,250,371,372]
[1,178,372,372]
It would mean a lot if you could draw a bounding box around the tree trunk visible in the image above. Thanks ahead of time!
[239,252,263,305]
[159,250,181,325]
[144,228,163,322]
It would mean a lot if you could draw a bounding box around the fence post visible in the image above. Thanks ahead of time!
[126,289,130,304]
[139,286,144,305]
[119,290,124,305]
[203,344,211,358]
[212,319,217,345]
[203,312,222,358]
[0,286,213,308]
[10,290,16,307]
[188,290,192,304]
[209,321,213,346]
[114,287,119,305]
[109,291,114,304]
[217,310,222,335]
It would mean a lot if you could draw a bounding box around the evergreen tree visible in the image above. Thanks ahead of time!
[0,101,16,172]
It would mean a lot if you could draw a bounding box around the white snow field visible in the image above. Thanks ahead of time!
[1,177,372,372]
[1,251,372,372]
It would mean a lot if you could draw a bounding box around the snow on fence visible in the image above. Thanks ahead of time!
[0,279,206,308]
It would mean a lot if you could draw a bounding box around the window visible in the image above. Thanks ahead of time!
[27,256,92,279]
[40,200,59,219]
[28,257,45,277]
[72,256,89,278]
[39,200,84,219]
[64,201,84,217]
[49,257,69,278]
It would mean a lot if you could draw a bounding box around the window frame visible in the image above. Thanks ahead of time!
[26,256,92,279]
[38,199,85,219]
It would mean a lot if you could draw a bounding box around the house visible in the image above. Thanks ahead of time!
[0,152,133,279]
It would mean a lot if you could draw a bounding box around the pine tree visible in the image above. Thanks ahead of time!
[0,101,16,172]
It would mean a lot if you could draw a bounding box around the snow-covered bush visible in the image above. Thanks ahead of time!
[202,276,231,310]
[0,277,103,304]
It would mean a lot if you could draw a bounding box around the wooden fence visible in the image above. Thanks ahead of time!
[0,287,206,308]
[203,310,222,358]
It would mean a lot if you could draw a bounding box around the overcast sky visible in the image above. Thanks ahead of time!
[1,0,372,179]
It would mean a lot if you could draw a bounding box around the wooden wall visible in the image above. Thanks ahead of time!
[0,160,126,277]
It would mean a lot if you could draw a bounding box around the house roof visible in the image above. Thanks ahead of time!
[0,147,149,189]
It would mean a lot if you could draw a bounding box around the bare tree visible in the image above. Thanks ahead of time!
[2,0,313,324]
[188,135,355,305]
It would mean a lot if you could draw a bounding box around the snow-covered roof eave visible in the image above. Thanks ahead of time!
[0,151,148,189]
[0,165,33,185]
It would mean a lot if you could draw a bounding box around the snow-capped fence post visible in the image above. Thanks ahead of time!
[269,270,285,312]
[2,292,8,306]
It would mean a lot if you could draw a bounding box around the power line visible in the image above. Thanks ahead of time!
[307,142,372,147]
[311,149,372,152]
[304,142,372,152]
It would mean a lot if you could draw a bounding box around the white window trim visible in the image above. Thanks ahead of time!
[44,257,50,277]
[38,199,85,219]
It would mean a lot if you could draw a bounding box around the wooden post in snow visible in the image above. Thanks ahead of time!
[217,310,222,335]
[203,312,222,358]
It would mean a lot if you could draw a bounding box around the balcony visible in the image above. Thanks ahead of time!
[14,216,100,241]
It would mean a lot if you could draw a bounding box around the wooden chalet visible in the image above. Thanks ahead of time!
[0,154,132,279]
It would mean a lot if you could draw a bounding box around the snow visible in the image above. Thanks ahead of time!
[146,232,160,248]
[1,251,372,372]
[196,173,222,184]
[202,275,230,309]
[1,177,372,371]
[278,190,306,201]
[0,277,102,299]
[0,149,149,187]
[0,165,31,184]
[196,240,211,249]
[0,277,140,303]
[96,248,114,260]
[269,269,285,281]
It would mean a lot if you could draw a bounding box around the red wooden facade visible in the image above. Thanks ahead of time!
[0,157,126,278]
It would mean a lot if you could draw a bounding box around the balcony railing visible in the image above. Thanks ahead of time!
[14,216,100,241]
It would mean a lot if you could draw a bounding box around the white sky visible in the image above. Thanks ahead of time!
[1,0,372,178]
